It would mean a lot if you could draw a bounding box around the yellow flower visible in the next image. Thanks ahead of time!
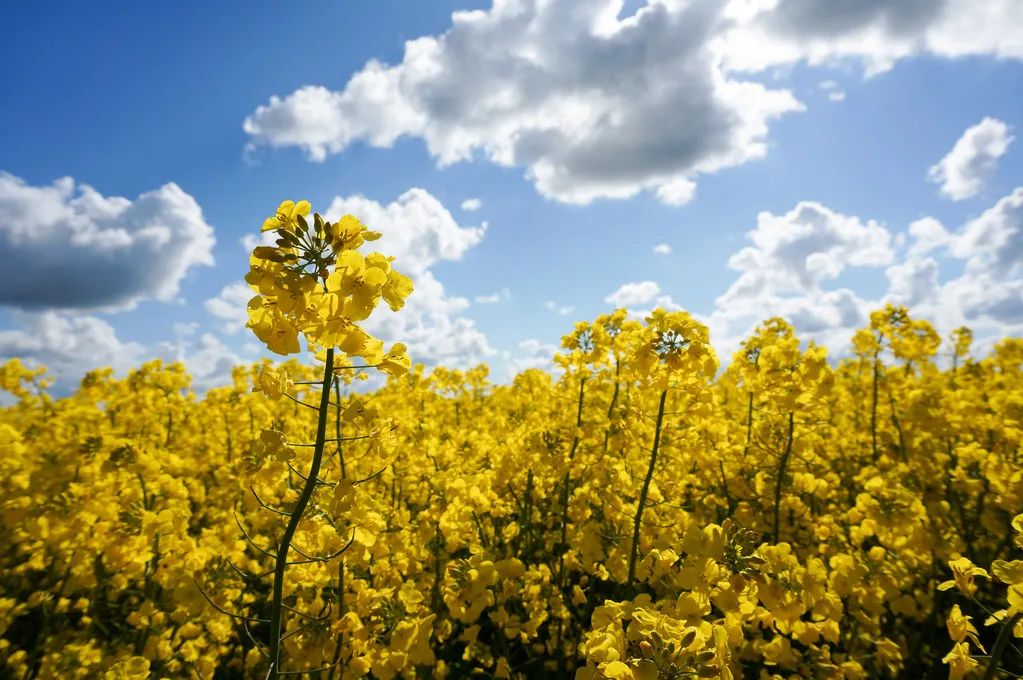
[942,642,978,680]
[938,557,988,596]
[252,363,292,400]
[261,199,311,232]
[946,605,984,652]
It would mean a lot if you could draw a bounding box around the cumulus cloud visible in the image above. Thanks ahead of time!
[205,283,253,333]
[719,201,893,303]
[325,188,484,274]
[324,189,496,367]
[461,198,482,211]
[507,338,560,378]
[0,309,259,394]
[719,0,1023,75]
[243,1,1023,206]
[605,281,662,307]
[544,301,575,316]
[475,287,510,304]
[244,0,802,205]
[653,243,672,255]
[708,201,895,356]
[367,270,497,369]
[159,330,256,392]
[0,172,215,310]
[0,311,146,390]
[708,187,1023,360]
[928,117,1014,200]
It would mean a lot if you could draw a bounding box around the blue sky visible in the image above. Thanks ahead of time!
[1,0,1022,390]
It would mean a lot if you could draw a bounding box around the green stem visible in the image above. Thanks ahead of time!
[267,348,335,678]
[870,347,880,462]
[602,360,620,454]
[627,389,668,586]
[772,411,795,543]
[982,612,1022,680]
[556,376,586,674]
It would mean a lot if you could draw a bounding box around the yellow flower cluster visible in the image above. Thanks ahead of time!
[246,199,412,370]
[1,295,1021,677]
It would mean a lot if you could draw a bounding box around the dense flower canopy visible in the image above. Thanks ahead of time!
[1,300,1021,678]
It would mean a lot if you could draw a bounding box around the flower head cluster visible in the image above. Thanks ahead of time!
[246,200,412,373]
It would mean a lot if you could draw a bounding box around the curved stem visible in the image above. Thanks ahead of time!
[772,411,795,543]
[627,389,668,586]
[982,612,1022,680]
[267,348,334,678]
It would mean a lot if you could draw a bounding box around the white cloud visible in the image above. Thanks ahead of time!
[653,243,672,255]
[242,1,1023,207]
[885,256,940,307]
[205,282,253,334]
[507,338,559,378]
[544,300,575,316]
[461,197,482,211]
[709,200,894,356]
[709,188,1023,360]
[323,188,495,368]
[928,117,1014,200]
[0,172,215,310]
[325,188,484,274]
[907,216,954,256]
[719,0,1023,76]
[244,1,802,206]
[0,311,146,389]
[475,287,510,304]
[719,201,893,302]
[654,178,698,206]
[159,330,256,392]
[605,281,662,307]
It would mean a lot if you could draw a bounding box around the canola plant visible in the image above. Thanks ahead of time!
[0,201,1020,679]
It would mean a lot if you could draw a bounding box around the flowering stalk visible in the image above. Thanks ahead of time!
[628,388,668,586]
[772,410,794,543]
[267,349,334,678]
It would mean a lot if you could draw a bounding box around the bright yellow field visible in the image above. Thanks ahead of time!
[1,204,1021,679]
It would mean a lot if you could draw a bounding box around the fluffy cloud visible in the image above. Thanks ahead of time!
[719,201,893,304]
[710,188,1023,360]
[367,270,496,369]
[0,311,146,389]
[244,0,802,205]
[323,189,496,367]
[544,301,575,316]
[0,172,215,310]
[605,280,681,318]
[506,338,560,378]
[605,281,662,307]
[205,282,252,333]
[653,243,672,255]
[928,118,1013,200]
[950,187,1023,278]
[475,287,510,304]
[325,188,484,274]
[461,198,482,211]
[0,310,258,394]
[243,1,1022,206]
[709,201,894,356]
[159,328,256,392]
[720,0,1023,75]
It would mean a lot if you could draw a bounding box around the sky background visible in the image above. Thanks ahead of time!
[1,0,1022,391]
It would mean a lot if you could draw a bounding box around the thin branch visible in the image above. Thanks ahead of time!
[193,578,269,624]
[250,486,292,517]
[234,512,279,559]
[286,462,334,487]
